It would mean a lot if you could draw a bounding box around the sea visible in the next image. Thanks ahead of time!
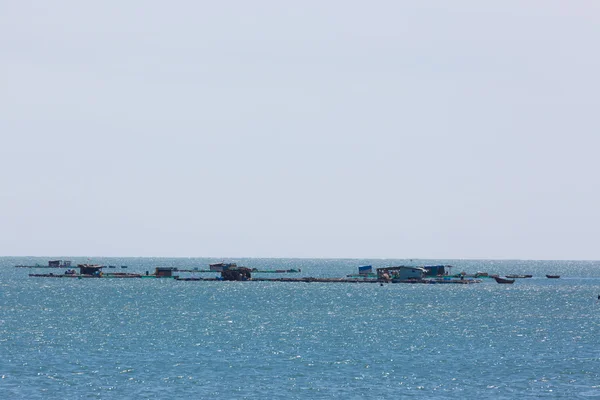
[1,257,600,399]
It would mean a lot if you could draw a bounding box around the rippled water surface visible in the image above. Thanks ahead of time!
[2,257,600,399]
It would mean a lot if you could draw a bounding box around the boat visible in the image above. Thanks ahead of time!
[494,276,515,284]
[450,272,493,279]
[506,274,532,279]
[546,275,560,279]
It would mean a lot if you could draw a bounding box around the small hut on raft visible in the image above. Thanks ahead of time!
[376,266,426,281]
[77,264,103,276]
[154,267,177,278]
[221,267,252,281]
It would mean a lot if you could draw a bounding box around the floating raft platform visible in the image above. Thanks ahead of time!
[28,273,142,278]
[103,273,141,278]
[176,277,481,284]
[27,274,482,283]
[175,268,300,273]
[29,274,98,278]
[346,273,378,278]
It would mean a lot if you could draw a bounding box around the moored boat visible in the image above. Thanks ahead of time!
[494,276,515,284]
[506,274,532,279]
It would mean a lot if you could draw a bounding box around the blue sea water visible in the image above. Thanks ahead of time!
[1,257,600,399]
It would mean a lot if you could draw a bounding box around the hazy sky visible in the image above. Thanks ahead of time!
[1,1,599,259]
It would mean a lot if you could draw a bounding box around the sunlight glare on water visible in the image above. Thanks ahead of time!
[1,257,600,399]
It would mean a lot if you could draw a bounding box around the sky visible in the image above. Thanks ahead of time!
[1,1,599,259]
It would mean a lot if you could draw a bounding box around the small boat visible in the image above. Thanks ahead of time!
[546,275,560,279]
[494,276,515,284]
[506,274,532,279]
